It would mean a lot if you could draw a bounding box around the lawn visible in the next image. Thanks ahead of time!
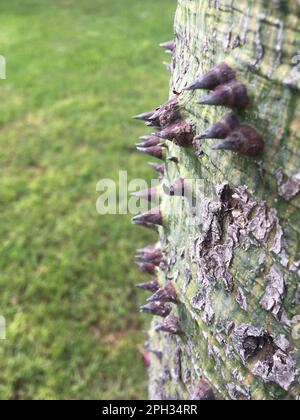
[0,0,175,399]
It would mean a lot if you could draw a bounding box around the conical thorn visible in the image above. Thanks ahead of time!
[212,125,264,157]
[147,282,178,303]
[140,301,172,318]
[131,187,159,203]
[155,314,183,335]
[132,206,163,226]
[194,113,240,140]
[136,279,159,292]
[132,111,155,122]
[197,80,250,110]
[136,146,165,160]
[136,262,157,275]
[183,62,236,91]
[148,162,165,174]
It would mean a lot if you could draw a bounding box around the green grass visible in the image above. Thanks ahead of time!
[0,0,175,399]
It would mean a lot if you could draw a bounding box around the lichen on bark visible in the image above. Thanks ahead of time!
[146,0,300,400]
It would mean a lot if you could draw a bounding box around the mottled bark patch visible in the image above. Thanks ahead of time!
[149,348,163,363]
[252,349,296,392]
[190,380,215,400]
[260,265,287,323]
[232,324,271,363]
[182,263,192,295]
[231,324,296,391]
[276,169,300,200]
[226,382,251,400]
[236,287,248,311]
[194,182,233,299]
[191,292,206,312]
[248,205,284,254]
[173,343,182,383]
[191,183,289,327]
[231,186,291,269]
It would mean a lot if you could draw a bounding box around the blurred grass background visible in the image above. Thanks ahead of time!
[0,0,174,399]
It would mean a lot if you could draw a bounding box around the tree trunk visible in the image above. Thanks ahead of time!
[143,0,300,401]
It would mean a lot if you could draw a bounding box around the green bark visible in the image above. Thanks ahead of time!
[147,0,300,400]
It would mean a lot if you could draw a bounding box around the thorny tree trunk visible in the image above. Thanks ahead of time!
[147,0,300,400]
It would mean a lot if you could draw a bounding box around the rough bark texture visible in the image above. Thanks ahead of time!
[147,0,300,400]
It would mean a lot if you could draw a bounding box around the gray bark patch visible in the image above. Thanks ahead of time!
[236,287,248,311]
[276,169,300,200]
[252,349,296,392]
[260,265,287,322]
[226,382,251,400]
[191,183,289,327]
[231,324,271,363]
[231,323,296,391]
